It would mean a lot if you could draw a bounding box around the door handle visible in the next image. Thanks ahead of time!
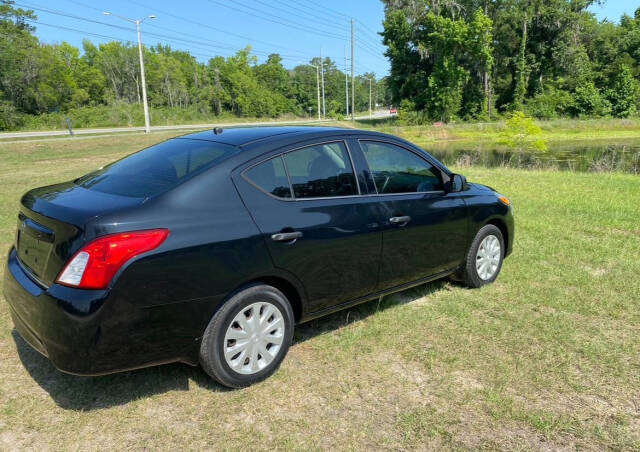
[389,216,412,225]
[271,231,303,242]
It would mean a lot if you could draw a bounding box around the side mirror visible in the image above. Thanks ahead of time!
[448,174,466,193]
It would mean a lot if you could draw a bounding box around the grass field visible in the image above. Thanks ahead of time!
[346,117,640,148]
[0,133,639,450]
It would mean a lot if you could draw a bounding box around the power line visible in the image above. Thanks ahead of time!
[22,0,387,73]
[24,18,310,65]
[355,43,386,61]
[299,0,349,21]
[249,0,348,34]
[19,2,317,62]
[292,0,385,50]
[15,2,135,33]
[356,37,384,54]
[206,0,346,40]
[61,0,316,57]
[23,18,137,45]
[356,19,385,44]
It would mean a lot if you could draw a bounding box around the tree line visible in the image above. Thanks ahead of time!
[0,1,386,130]
[382,0,640,122]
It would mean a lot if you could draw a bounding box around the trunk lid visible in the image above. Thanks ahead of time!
[16,181,144,287]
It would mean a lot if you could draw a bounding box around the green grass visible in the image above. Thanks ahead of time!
[344,117,640,148]
[5,103,312,132]
[0,134,639,450]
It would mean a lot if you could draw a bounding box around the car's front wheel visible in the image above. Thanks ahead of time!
[199,284,294,388]
[459,224,505,288]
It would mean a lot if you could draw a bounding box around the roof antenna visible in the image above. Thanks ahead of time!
[213,127,223,135]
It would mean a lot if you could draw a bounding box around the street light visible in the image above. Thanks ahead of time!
[313,64,321,121]
[369,77,373,119]
[297,61,322,121]
[319,49,325,119]
[103,11,155,134]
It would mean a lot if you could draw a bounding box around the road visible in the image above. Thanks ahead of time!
[0,111,393,140]
[355,110,395,120]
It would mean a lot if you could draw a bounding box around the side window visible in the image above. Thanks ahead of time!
[360,141,443,194]
[283,142,357,199]
[244,156,292,198]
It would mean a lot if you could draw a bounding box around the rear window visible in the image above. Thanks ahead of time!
[75,139,238,198]
[244,156,292,198]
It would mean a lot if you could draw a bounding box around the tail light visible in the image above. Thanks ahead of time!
[56,229,169,289]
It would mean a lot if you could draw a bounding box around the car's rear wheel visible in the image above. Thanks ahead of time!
[459,224,505,288]
[199,284,294,388]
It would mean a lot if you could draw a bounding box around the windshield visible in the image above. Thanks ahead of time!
[75,138,238,198]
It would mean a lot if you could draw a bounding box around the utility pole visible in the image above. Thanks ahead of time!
[103,11,155,133]
[369,78,372,119]
[350,19,355,121]
[314,65,321,121]
[320,49,326,119]
[344,46,349,117]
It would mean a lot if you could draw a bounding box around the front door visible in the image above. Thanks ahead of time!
[234,140,382,314]
[357,140,469,290]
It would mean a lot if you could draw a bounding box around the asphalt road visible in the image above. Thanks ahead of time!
[0,112,393,140]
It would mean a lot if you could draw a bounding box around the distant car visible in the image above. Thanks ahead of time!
[390,108,398,115]
[4,127,514,388]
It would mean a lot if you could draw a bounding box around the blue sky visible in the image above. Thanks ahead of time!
[21,0,639,77]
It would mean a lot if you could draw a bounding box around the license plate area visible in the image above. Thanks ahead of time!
[17,220,54,279]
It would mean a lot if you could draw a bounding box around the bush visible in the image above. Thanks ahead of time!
[607,65,638,118]
[396,99,429,125]
[525,86,573,119]
[0,99,25,130]
[498,111,547,152]
[570,82,611,117]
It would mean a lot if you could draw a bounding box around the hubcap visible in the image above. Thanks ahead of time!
[476,234,501,280]
[223,302,285,375]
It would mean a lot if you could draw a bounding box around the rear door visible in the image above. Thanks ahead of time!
[356,139,469,290]
[233,140,382,314]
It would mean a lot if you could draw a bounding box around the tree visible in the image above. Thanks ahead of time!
[607,64,638,118]
[381,4,493,121]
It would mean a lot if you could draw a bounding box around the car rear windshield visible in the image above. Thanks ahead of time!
[75,138,238,198]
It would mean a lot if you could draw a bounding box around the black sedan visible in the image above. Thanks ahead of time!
[4,126,514,388]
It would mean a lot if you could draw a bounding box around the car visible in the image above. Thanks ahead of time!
[4,126,514,388]
[390,108,398,115]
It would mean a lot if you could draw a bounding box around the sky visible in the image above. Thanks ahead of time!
[19,0,639,77]
[588,0,638,23]
[21,0,388,76]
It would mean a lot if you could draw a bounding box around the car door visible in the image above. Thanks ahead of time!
[232,140,382,314]
[356,139,469,290]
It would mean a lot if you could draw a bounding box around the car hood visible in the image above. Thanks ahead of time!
[468,182,497,193]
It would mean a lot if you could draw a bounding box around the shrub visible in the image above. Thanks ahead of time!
[571,82,611,117]
[498,111,547,152]
[0,99,25,130]
[607,65,638,118]
[525,86,573,119]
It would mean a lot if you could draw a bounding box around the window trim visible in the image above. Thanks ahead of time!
[357,138,446,196]
[241,140,362,202]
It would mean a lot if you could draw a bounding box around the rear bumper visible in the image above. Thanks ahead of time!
[4,248,201,375]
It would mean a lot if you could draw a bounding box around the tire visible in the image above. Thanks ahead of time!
[459,224,505,288]
[199,284,294,388]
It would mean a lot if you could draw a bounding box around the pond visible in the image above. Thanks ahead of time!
[423,138,640,174]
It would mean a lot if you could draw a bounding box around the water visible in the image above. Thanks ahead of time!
[424,138,640,174]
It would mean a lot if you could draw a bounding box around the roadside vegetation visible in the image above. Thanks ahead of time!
[381,2,640,123]
[349,117,640,145]
[0,132,639,450]
[0,2,378,132]
[2,2,640,133]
